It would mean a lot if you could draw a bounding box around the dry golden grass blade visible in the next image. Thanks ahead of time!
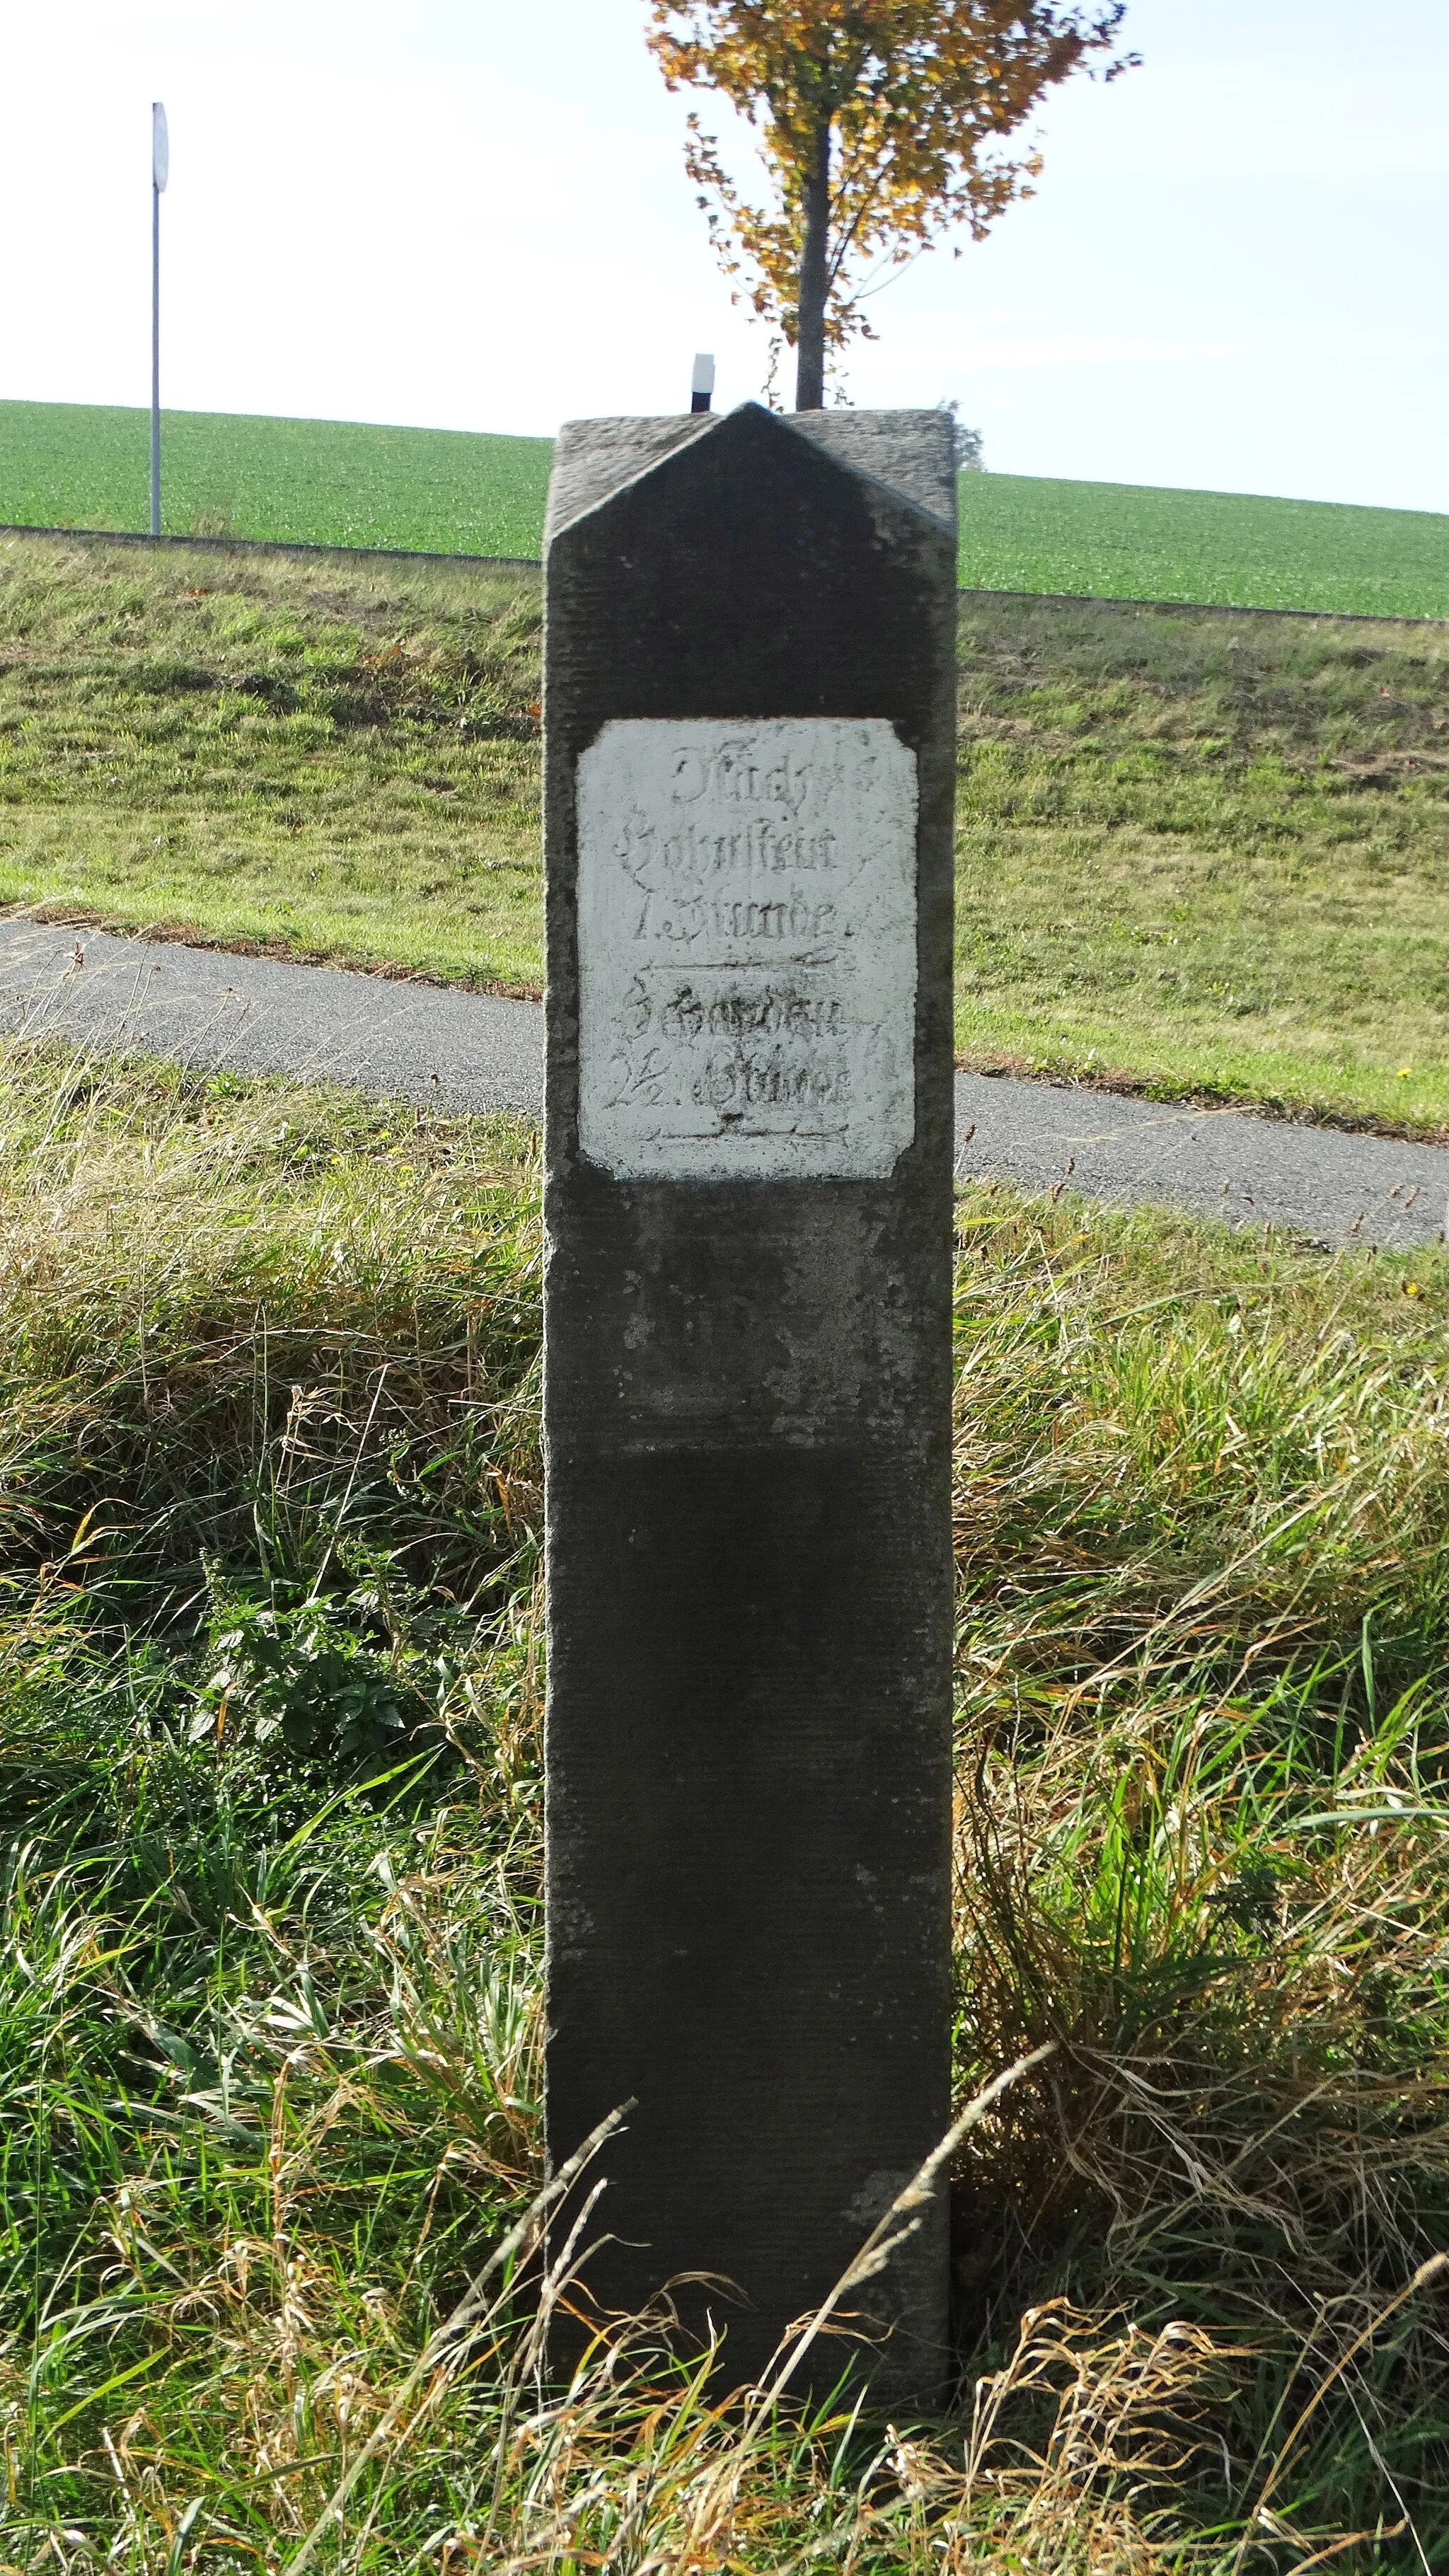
[283,2103,634,2576]
[1231,2253,1449,2576]
[763,2041,1061,2412]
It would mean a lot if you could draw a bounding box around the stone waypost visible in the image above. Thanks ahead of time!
[542,404,957,2398]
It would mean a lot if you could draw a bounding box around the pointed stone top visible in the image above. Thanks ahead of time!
[544,403,957,550]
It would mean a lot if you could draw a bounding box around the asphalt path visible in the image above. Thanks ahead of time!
[3,916,1446,1250]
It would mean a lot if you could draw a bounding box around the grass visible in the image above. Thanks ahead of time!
[8,399,1449,615]
[952,591,1449,1132]
[0,402,553,559]
[959,474,1449,621]
[4,533,1449,1131]
[0,533,544,992]
[4,1036,1449,2568]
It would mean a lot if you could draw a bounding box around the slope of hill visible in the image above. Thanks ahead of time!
[3,531,1448,1133]
[4,398,1448,617]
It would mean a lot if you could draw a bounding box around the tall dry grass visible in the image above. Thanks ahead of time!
[2,1041,1448,2570]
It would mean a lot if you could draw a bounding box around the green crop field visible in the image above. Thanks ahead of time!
[0,399,552,559]
[5,397,1449,615]
[959,470,1449,620]
[4,531,1448,1136]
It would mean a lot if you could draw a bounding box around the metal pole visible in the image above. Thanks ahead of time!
[150,173,161,538]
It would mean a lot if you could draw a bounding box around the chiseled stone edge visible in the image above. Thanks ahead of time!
[545,404,957,550]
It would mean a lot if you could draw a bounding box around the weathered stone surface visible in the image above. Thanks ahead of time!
[543,403,957,2398]
[787,409,959,526]
[545,406,959,544]
[545,415,712,545]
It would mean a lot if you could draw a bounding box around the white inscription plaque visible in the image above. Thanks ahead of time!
[577,718,918,1180]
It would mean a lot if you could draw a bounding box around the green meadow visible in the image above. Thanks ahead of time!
[5,398,1449,615]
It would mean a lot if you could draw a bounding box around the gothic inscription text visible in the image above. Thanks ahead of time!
[577,718,917,1179]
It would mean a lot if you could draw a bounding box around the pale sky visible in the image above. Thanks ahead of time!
[4,0,1445,512]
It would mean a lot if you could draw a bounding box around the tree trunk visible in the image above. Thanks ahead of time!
[794,119,831,410]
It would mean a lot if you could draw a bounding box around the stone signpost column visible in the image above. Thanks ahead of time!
[542,403,957,2398]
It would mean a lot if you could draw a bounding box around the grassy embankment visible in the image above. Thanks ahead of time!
[6,398,1449,617]
[3,1040,1448,2568]
[0,536,545,993]
[2,534,1448,1131]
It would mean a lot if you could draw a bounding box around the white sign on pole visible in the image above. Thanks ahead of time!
[153,101,169,192]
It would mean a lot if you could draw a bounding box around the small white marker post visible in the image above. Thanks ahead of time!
[151,101,168,538]
[690,351,715,415]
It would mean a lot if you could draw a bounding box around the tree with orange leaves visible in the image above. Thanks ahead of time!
[647,2,1136,410]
